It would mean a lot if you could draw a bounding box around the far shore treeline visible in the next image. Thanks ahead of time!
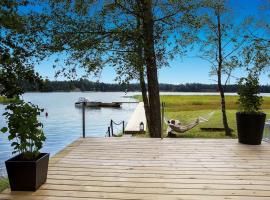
[22,79,270,93]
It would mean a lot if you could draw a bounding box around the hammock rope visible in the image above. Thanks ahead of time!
[164,111,215,124]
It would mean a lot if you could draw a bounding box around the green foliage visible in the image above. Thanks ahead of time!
[0,1,45,161]
[0,96,18,104]
[237,72,263,113]
[0,178,9,192]
[0,65,42,98]
[21,80,270,93]
[199,0,246,79]
[1,100,46,160]
[41,0,202,83]
[0,0,43,98]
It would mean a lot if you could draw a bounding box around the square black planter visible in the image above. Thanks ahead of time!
[5,153,49,191]
[236,112,266,145]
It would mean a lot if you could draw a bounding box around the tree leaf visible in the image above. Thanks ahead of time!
[0,127,8,133]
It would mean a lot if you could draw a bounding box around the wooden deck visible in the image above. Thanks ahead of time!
[1,138,270,199]
[124,102,146,134]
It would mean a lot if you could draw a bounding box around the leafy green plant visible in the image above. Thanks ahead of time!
[1,100,45,160]
[237,71,263,113]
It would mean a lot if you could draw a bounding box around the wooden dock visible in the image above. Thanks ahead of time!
[1,138,270,199]
[125,102,146,134]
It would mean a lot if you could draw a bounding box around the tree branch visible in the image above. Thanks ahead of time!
[154,9,183,22]
[223,39,246,59]
[114,0,142,18]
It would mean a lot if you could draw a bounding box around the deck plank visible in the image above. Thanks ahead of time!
[1,138,270,200]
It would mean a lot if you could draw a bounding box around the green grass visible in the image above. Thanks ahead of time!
[0,96,18,104]
[0,178,9,192]
[134,95,270,138]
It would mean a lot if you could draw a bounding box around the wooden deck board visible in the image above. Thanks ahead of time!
[1,138,270,200]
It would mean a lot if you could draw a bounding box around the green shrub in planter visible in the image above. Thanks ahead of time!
[1,100,49,191]
[236,72,265,145]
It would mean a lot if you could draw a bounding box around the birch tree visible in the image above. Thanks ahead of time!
[199,0,248,136]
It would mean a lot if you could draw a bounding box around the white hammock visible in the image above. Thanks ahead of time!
[164,111,215,133]
[198,111,215,123]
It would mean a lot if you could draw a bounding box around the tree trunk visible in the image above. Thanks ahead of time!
[217,11,232,137]
[136,16,150,130]
[141,0,161,138]
[139,69,150,127]
[217,73,232,136]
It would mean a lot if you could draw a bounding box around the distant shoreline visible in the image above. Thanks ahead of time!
[22,79,270,93]
[21,91,270,97]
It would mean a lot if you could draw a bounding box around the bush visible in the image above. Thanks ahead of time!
[237,71,263,113]
[1,100,46,160]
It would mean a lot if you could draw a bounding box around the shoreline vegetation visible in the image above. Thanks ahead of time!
[0,97,18,104]
[0,178,8,192]
[23,79,270,93]
[134,95,270,138]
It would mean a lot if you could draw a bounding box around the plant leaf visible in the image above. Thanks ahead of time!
[0,127,8,133]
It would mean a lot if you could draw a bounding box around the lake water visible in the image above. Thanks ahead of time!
[1,91,270,176]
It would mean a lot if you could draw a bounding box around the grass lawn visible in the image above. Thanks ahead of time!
[134,95,270,138]
[0,96,18,104]
[0,178,9,192]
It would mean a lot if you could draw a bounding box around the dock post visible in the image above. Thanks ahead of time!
[110,119,114,136]
[108,127,111,137]
[122,121,125,135]
[82,102,86,138]
[161,102,165,139]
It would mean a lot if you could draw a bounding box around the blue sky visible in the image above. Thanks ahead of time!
[35,0,269,85]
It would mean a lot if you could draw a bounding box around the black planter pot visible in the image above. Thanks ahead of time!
[236,112,266,145]
[5,153,49,191]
